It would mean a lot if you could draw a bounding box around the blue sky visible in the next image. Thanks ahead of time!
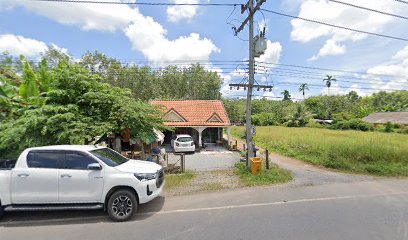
[1,0,408,100]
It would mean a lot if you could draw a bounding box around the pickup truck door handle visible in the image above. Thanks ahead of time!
[60,174,72,178]
[17,173,29,178]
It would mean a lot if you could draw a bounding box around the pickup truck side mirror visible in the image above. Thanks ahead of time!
[87,163,102,170]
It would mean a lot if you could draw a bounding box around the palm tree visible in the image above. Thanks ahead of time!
[281,90,291,101]
[298,83,309,99]
[323,75,336,95]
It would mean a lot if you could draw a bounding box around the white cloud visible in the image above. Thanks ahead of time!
[1,0,139,32]
[167,0,199,23]
[125,21,219,63]
[0,34,49,58]
[50,43,69,55]
[291,0,403,59]
[1,0,219,63]
[255,41,282,64]
[309,39,346,61]
[392,45,408,60]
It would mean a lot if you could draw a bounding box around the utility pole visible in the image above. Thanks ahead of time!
[246,0,255,162]
[232,0,267,163]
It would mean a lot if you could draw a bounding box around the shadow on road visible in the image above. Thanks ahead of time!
[0,197,165,227]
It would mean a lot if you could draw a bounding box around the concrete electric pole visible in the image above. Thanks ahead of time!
[232,0,268,163]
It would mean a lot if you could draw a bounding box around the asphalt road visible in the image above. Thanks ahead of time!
[1,179,408,240]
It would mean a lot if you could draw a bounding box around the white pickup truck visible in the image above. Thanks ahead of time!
[0,145,165,221]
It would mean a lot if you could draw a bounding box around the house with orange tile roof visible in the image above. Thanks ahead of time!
[151,100,232,149]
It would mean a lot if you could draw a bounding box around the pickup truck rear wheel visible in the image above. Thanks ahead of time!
[107,190,138,222]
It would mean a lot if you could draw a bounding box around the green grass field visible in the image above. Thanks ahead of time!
[231,126,408,176]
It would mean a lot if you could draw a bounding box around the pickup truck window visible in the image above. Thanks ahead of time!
[27,151,62,169]
[90,148,129,167]
[64,152,98,170]
[177,137,193,142]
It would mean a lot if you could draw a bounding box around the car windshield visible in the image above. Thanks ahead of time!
[90,148,129,167]
[177,137,192,142]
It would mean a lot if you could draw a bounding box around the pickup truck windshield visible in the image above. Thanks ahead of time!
[90,148,129,167]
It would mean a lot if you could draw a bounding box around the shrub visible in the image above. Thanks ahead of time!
[305,119,325,128]
[252,112,276,126]
[332,119,374,131]
[384,122,394,133]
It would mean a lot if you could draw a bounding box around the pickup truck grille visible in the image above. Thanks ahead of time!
[156,169,164,188]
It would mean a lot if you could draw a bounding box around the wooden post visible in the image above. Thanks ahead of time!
[266,149,269,170]
[181,153,185,173]
[246,151,249,167]
[243,143,246,151]
[235,140,238,147]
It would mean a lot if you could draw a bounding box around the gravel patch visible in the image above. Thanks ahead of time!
[164,169,241,196]
[166,151,241,171]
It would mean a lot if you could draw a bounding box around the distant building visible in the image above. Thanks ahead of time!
[363,112,408,126]
[151,100,231,148]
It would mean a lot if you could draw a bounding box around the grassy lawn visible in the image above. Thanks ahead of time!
[231,126,408,177]
[165,171,196,191]
[234,162,293,186]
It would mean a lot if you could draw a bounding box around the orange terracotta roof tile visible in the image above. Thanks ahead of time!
[151,100,231,127]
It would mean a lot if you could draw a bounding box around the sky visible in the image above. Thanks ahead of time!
[1,0,408,100]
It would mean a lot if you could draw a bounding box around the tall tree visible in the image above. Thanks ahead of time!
[18,56,40,101]
[281,90,291,101]
[323,75,336,95]
[0,60,168,158]
[298,83,309,99]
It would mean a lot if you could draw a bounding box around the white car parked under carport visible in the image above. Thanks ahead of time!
[171,134,195,153]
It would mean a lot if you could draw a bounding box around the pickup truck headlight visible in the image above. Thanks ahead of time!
[134,173,156,181]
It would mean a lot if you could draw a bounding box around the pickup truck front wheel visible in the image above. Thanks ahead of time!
[107,190,138,222]
[0,204,3,219]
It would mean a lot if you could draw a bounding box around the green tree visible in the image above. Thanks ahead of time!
[285,104,311,127]
[0,60,167,158]
[18,56,40,101]
[346,91,361,102]
[323,75,337,95]
[281,90,291,101]
[298,83,309,99]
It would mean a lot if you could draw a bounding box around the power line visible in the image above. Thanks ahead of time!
[255,60,407,78]
[395,0,408,4]
[328,0,408,21]
[32,0,239,6]
[254,70,408,87]
[16,57,408,81]
[255,66,408,85]
[260,8,408,42]
[274,81,406,92]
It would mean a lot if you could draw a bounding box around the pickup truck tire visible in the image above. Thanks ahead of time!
[0,204,3,219]
[107,190,138,222]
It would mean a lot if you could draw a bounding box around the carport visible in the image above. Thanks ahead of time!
[151,100,232,149]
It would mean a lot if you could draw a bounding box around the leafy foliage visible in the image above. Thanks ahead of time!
[18,57,40,101]
[79,51,223,101]
[281,90,291,101]
[0,59,167,158]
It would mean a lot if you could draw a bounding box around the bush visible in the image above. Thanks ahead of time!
[305,119,325,128]
[384,122,394,133]
[332,119,374,131]
[252,112,277,126]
